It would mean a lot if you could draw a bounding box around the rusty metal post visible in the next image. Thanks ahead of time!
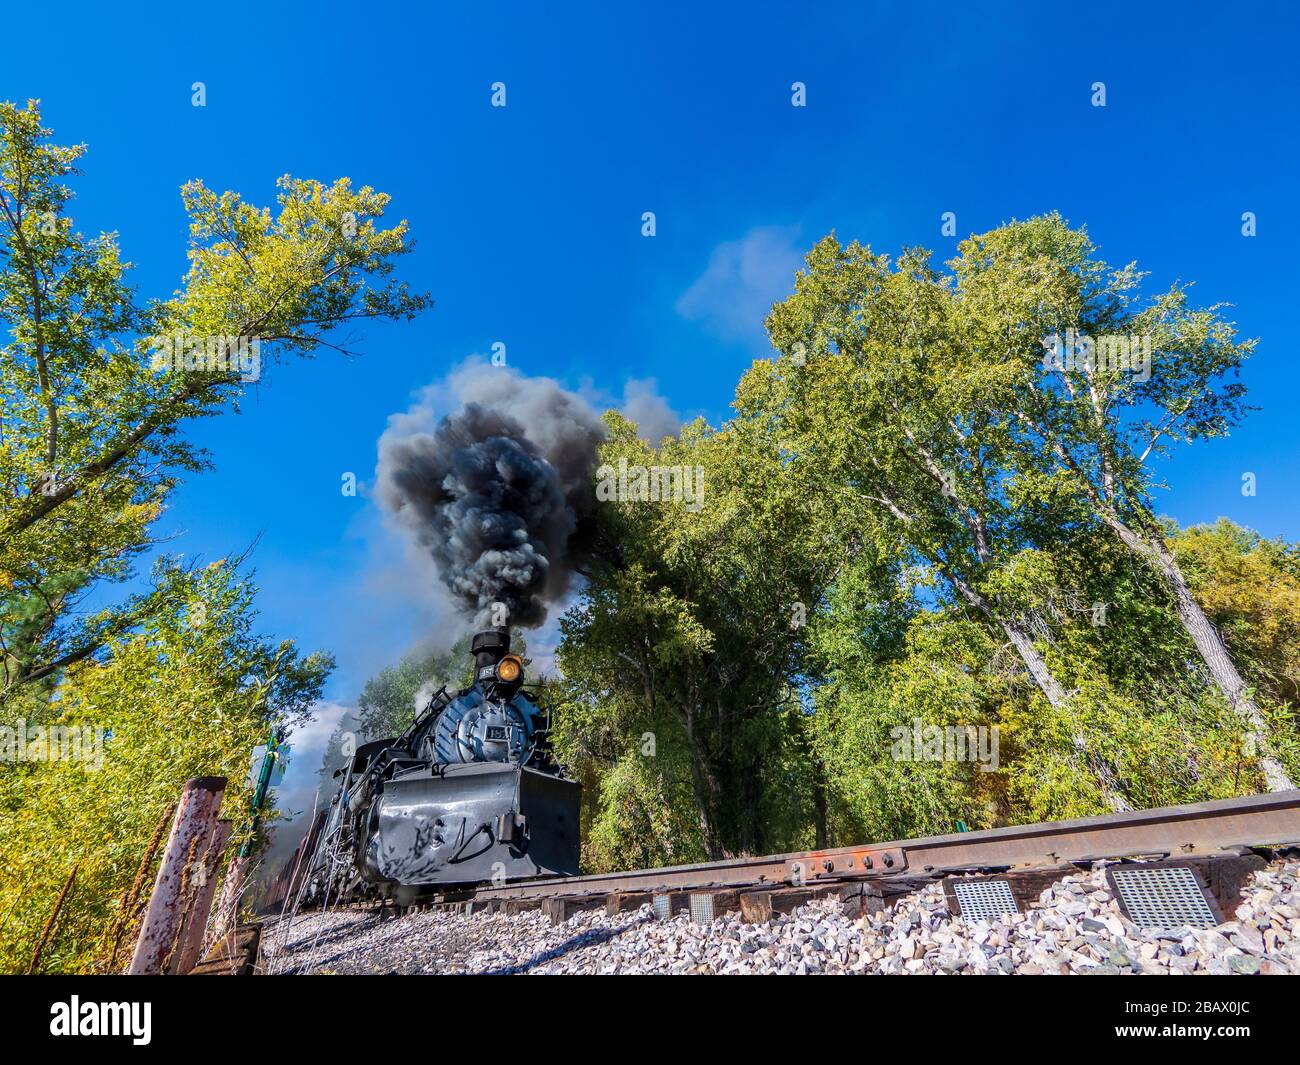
[128,776,226,975]
[171,818,232,975]
[205,731,281,952]
[207,852,250,955]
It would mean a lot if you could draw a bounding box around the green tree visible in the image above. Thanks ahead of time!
[0,98,426,974]
[0,557,331,973]
[742,234,1132,811]
[0,100,429,703]
[553,411,839,864]
[803,514,1279,830]
[1168,519,1300,778]
[806,584,1010,841]
[553,226,1297,860]
[952,214,1293,789]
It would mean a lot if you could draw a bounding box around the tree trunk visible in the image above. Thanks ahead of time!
[1106,518,1295,792]
[999,615,1132,813]
[812,756,829,850]
[683,703,723,861]
[947,570,1131,812]
[998,617,1067,705]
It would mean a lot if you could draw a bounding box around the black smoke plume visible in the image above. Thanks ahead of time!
[378,368,604,628]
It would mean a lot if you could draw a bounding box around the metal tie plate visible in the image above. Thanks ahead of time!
[952,878,1020,920]
[1108,866,1218,929]
[688,893,716,924]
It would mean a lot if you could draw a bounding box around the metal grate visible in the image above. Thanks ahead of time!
[652,893,672,921]
[1108,866,1217,930]
[952,879,1020,920]
[689,894,715,924]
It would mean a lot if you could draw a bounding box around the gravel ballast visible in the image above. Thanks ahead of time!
[262,859,1300,975]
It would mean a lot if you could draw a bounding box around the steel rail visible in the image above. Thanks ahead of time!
[466,789,1300,903]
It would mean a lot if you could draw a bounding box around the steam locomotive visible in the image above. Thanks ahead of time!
[302,629,581,904]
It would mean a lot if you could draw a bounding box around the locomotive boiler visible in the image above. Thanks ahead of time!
[305,629,581,903]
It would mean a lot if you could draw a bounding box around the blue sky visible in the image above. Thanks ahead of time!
[5,1,1299,796]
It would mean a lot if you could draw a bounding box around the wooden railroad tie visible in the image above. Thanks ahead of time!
[187,921,261,976]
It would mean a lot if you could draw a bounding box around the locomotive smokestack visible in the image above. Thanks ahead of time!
[471,628,511,673]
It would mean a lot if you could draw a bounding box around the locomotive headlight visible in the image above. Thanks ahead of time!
[496,655,522,683]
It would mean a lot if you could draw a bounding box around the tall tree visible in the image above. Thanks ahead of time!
[742,235,1132,811]
[952,214,1294,790]
[554,411,838,863]
[0,100,430,702]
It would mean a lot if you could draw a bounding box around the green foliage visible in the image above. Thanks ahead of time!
[0,99,430,702]
[4,101,1292,918]
[804,553,1005,842]
[0,558,331,973]
[552,411,839,863]
[555,217,1298,868]
[1173,520,1300,710]
[803,527,1280,834]
[0,101,420,974]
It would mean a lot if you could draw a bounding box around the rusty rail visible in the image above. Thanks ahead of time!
[463,789,1300,904]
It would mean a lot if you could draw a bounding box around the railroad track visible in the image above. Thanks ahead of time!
[282,789,1300,932]
[252,790,1300,974]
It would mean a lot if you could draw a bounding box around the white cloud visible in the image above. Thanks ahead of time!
[574,374,684,444]
[619,378,681,444]
[269,700,354,833]
[675,225,804,344]
[285,699,352,756]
